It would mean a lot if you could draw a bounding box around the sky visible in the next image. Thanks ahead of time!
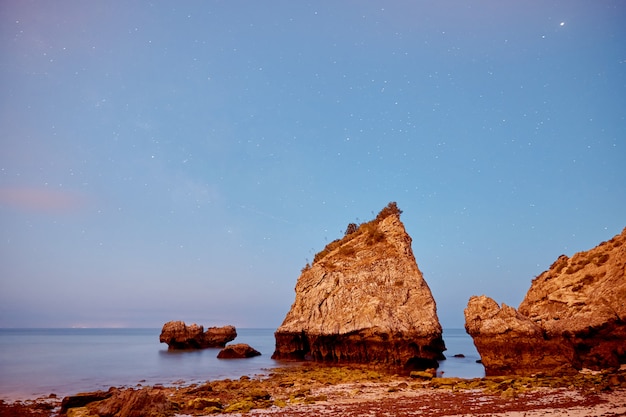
[0,1,624,329]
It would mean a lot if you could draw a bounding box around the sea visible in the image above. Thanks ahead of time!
[0,328,483,401]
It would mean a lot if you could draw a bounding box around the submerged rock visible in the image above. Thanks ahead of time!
[217,343,262,359]
[465,227,626,376]
[273,202,445,369]
[159,321,236,349]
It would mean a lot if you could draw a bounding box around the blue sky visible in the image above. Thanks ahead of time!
[1,1,624,328]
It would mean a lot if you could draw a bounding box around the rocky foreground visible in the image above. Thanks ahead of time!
[2,365,626,417]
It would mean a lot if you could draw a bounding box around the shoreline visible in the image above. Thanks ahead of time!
[2,364,625,417]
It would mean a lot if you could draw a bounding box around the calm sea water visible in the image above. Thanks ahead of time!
[0,328,483,401]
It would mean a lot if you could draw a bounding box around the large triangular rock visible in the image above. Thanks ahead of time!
[272,203,446,369]
[465,227,626,376]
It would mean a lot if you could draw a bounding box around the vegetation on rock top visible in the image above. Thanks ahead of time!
[304,202,403,269]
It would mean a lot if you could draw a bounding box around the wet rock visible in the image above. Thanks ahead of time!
[159,321,236,349]
[66,408,95,417]
[410,371,434,380]
[217,343,261,358]
[60,389,113,415]
[223,399,256,413]
[87,387,172,417]
[187,397,222,410]
[273,203,445,369]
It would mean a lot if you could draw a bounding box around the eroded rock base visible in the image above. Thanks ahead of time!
[272,330,445,370]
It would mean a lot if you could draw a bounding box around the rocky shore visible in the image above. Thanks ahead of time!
[2,365,625,417]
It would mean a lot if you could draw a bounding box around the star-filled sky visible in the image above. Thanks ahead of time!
[1,1,624,329]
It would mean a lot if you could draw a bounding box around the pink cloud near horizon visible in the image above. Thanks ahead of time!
[0,186,88,213]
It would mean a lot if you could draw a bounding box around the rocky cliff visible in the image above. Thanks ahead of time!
[159,321,237,349]
[273,203,445,369]
[465,227,626,376]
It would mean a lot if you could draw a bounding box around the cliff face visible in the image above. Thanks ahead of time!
[465,228,626,376]
[464,295,576,376]
[273,203,445,369]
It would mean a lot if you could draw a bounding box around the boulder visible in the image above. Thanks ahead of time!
[159,321,236,349]
[465,227,626,376]
[217,343,262,359]
[60,389,114,415]
[272,202,446,369]
[88,387,172,417]
[464,295,576,376]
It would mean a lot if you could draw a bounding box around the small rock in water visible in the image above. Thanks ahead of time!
[159,321,236,349]
[217,343,261,359]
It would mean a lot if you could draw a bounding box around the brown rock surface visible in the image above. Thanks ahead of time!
[217,343,262,359]
[60,387,172,417]
[88,387,172,417]
[60,390,113,414]
[465,295,577,376]
[49,365,626,417]
[9,365,626,416]
[465,227,626,376]
[159,321,236,349]
[273,203,445,369]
